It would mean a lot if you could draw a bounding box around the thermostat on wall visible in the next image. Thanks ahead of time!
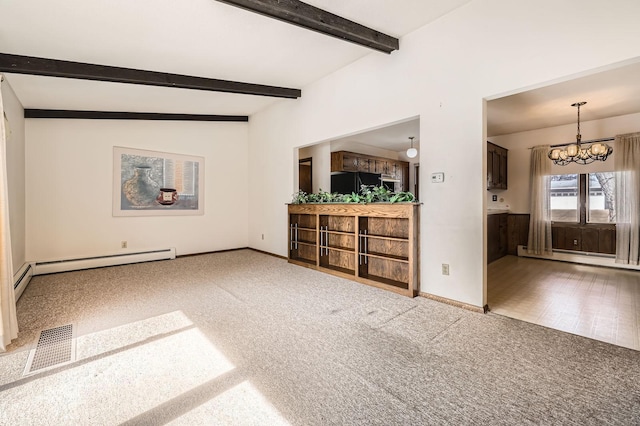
[431,172,444,183]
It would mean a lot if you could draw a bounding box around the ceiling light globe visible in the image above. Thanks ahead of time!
[406,147,418,158]
[549,149,561,160]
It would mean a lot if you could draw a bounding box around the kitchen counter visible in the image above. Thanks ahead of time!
[487,208,510,215]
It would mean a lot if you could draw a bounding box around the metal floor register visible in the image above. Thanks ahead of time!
[24,324,76,375]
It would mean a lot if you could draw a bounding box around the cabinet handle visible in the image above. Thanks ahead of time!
[364,230,368,265]
[322,226,328,255]
[290,224,294,250]
[294,224,298,249]
[324,226,328,255]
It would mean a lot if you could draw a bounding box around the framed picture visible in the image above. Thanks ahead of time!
[113,147,204,216]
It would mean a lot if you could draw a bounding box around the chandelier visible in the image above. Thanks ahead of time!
[547,101,612,165]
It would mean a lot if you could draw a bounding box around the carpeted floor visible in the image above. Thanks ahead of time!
[1,249,639,425]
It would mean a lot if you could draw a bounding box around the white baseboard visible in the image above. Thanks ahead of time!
[33,248,176,275]
[517,245,640,271]
[13,262,34,301]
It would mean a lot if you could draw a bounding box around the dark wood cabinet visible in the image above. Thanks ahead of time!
[488,213,508,263]
[551,223,615,254]
[331,151,409,191]
[289,203,420,297]
[507,214,530,255]
[334,152,371,172]
[500,213,616,256]
[487,142,508,190]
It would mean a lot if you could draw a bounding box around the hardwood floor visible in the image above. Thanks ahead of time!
[488,255,640,351]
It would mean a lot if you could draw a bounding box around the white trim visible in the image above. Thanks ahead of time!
[517,245,640,271]
[33,248,176,275]
[13,262,34,301]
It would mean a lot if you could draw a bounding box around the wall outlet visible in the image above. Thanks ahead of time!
[442,263,450,275]
[492,195,497,202]
[262,234,265,240]
[121,241,127,249]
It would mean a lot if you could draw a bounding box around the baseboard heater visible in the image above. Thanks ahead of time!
[14,262,34,301]
[517,245,640,271]
[33,248,176,275]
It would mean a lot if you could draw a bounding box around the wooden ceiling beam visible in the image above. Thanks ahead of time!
[216,0,399,54]
[24,109,249,122]
[0,53,301,99]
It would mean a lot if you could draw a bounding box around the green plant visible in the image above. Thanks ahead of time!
[390,191,415,203]
[291,185,416,204]
[291,190,308,204]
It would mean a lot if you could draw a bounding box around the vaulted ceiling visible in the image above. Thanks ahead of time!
[2,1,639,149]
[0,0,471,118]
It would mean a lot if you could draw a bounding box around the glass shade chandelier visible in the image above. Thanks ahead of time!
[406,136,418,158]
[548,101,612,165]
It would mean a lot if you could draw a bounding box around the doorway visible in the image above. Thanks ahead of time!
[299,157,313,194]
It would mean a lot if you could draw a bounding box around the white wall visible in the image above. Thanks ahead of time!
[247,0,640,308]
[1,79,26,272]
[26,119,249,261]
[491,112,640,213]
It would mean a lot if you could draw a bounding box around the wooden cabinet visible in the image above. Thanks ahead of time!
[551,223,615,254]
[332,151,371,173]
[374,159,389,174]
[288,212,317,266]
[487,142,508,190]
[331,151,409,191]
[487,213,508,263]
[288,203,420,297]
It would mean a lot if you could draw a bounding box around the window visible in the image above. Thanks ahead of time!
[550,174,578,222]
[588,172,615,223]
[550,173,615,224]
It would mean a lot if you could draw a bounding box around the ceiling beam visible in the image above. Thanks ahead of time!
[0,53,301,99]
[215,0,399,54]
[24,109,249,122]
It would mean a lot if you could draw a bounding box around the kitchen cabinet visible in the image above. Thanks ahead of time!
[374,159,389,174]
[332,151,410,192]
[337,152,370,172]
[487,213,508,263]
[289,203,420,297]
[487,142,508,190]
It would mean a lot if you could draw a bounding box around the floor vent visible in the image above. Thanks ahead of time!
[24,324,76,376]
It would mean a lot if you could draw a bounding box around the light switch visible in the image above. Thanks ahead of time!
[431,172,444,183]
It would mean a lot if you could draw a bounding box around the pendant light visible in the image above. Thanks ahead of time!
[548,102,612,165]
[406,136,418,158]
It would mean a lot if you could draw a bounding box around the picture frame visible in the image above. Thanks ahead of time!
[113,146,204,216]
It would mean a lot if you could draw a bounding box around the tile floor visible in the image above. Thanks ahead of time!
[488,255,640,351]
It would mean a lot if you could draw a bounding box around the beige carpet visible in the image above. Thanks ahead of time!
[1,249,639,425]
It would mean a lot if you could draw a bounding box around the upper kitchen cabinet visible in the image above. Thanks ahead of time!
[487,142,508,190]
[331,151,371,173]
[331,151,410,191]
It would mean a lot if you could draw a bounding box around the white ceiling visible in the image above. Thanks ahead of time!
[330,118,420,152]
[0,0,470,115]
[2,1,639,149]
[487,61,640,137]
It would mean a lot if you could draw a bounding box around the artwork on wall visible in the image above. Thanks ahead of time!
[113,147,204,216]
